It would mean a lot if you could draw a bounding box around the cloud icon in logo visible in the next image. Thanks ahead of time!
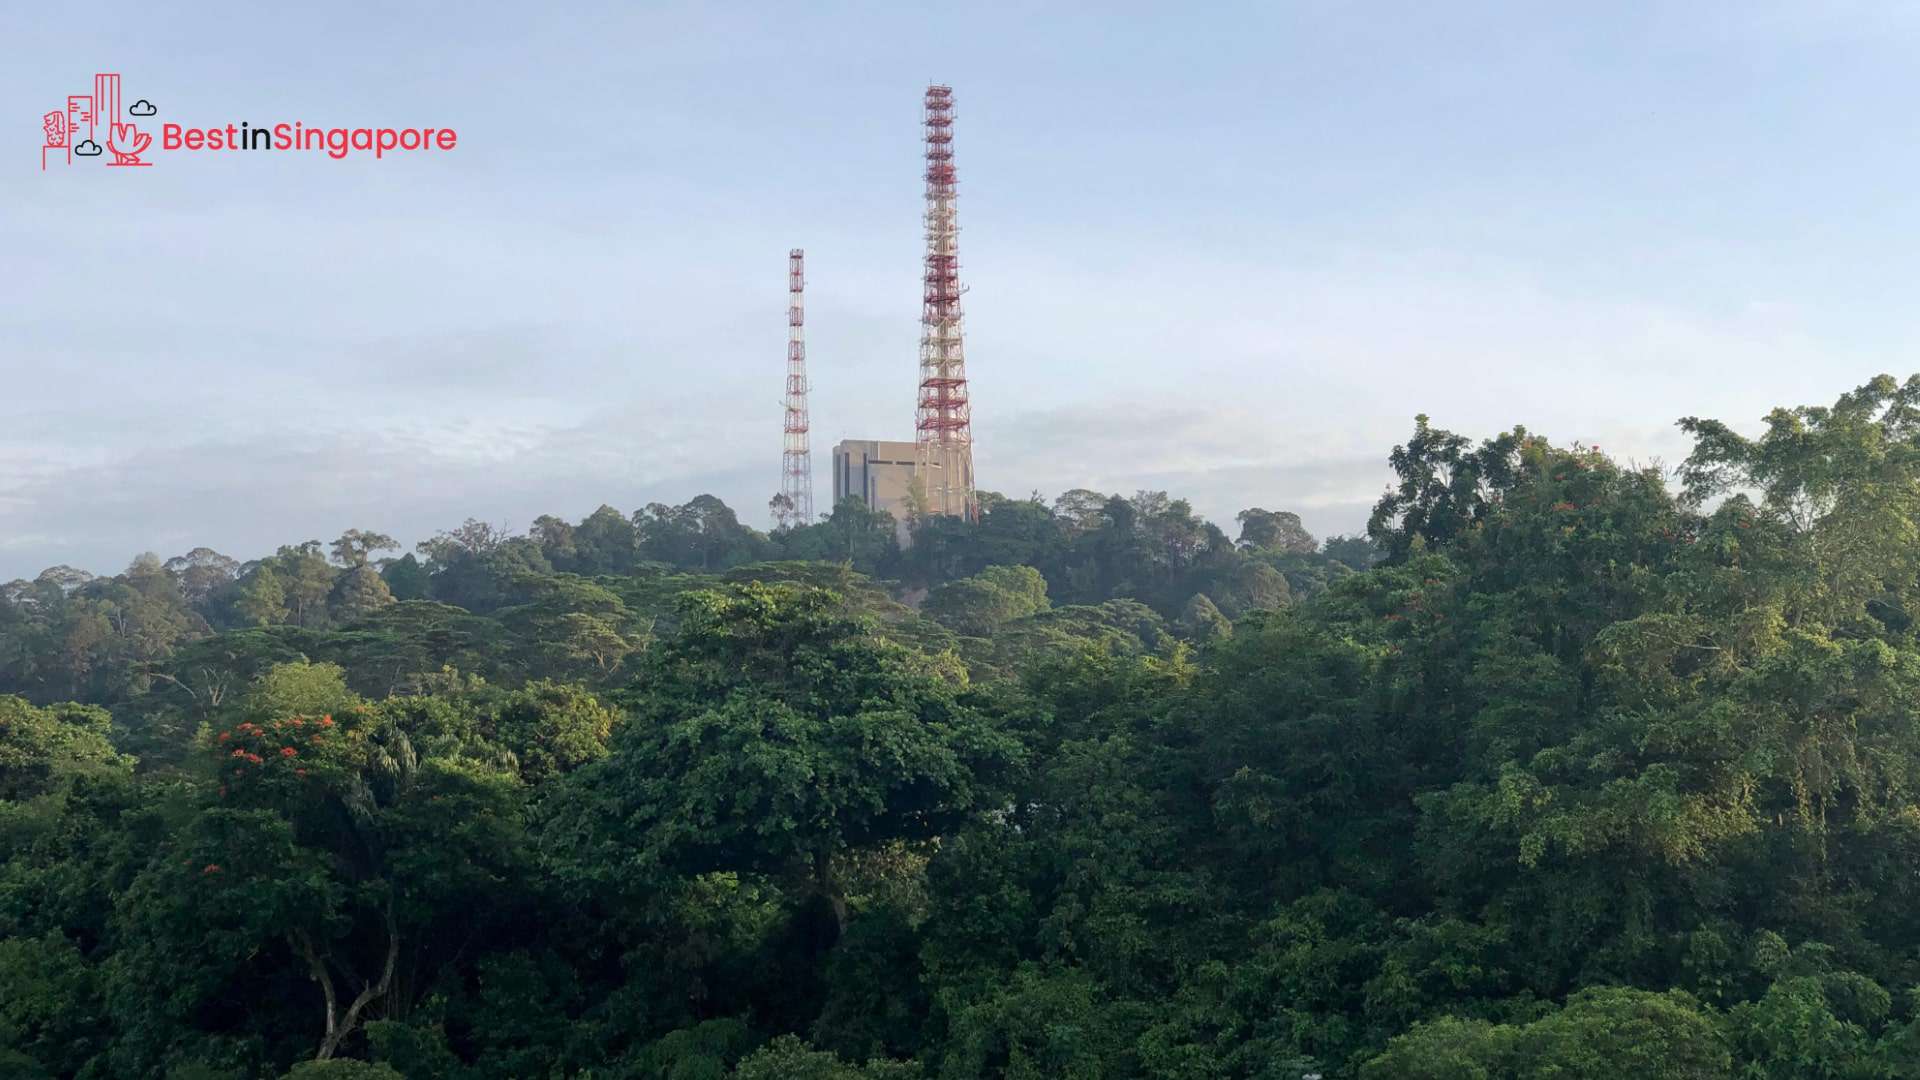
[128,99,156,117]
[74,139,103,156]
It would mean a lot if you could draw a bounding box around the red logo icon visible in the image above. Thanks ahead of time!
[42,73,153,170]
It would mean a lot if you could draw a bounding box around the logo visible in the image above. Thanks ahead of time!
[40,71,459,170]
[42,72,153,170]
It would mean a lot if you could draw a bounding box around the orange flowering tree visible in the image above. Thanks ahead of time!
[214,713,351,805]
[112,702,529,1068]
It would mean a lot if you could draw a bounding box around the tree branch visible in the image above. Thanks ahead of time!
[291,930,339,1056]
[142,668,198,703]
[313,903,400,1061]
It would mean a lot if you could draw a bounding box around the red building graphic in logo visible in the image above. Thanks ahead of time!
[42,72,153,170]
[41,110,68,169]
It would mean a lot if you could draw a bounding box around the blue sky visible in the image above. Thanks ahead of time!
[4,2,1918,577]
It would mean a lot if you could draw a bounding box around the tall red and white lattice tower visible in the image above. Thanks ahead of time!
[776,248,814,529]
[915,84,978,521]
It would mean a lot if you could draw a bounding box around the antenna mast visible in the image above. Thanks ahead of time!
[915,84,978,521]
[776,248,814,528]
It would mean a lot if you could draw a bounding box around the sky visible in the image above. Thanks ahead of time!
[5,2,1920,578]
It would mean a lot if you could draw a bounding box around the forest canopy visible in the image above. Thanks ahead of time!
[11,377,1920,1077]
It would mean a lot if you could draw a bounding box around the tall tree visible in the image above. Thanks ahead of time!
[329,530,399,569]
[329,565,395,623]
[234,565,290,627]
[543,583,1020,933]
[1368,415,1529,563]
[1236,508,1317,554]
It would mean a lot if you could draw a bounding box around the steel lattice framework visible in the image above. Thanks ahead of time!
[914,84,978,521]
[776,248,814,529]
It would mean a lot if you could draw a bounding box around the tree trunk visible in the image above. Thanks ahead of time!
[298,904,400,1061]
[812,850,848,938]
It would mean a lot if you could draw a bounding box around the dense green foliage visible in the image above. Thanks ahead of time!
[14,378,1920,1076]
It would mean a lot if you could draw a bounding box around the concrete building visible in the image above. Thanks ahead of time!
[832,439,923,529]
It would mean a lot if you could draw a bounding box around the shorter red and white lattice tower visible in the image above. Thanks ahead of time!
[774,248,815,529]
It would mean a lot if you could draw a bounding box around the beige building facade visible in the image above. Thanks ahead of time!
[831,439,923,527]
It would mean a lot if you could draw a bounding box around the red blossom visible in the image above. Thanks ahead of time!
[202,864,221,875]
[218,732,231,742]
[319,716,335,728]
[280,747,297,758]
[231,748,246,758]
[295,769,307,778]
